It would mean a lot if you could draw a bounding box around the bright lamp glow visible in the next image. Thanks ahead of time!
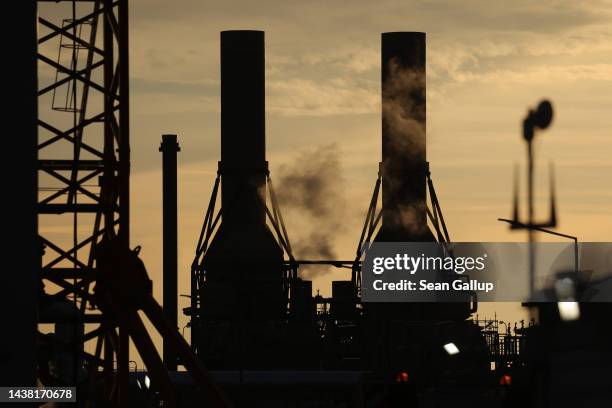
[558,301,580,321]
[144,375,151,389]
[443,342,460,355]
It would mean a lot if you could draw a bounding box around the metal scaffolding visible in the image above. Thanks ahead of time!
[37,0,131,402]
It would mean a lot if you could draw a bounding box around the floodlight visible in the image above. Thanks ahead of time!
[557,301,580,321]
[443,342,460,355]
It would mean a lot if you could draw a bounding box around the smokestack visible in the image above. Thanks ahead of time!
[160,134,180,371]
[378,32,433,241]
[201,30,284,330]
[372,32,470,322]
[220,30,267,225]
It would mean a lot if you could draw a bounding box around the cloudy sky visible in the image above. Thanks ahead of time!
[39,0,612,355]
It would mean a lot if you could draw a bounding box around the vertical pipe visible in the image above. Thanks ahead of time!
[160,134,180,371]
[527,141,535,296]
[118,0,131,397]
[380,32,429,239]
[102,0,115,233]
[220,30,267,226]
[3,0,38,388]
[118,0,130,247]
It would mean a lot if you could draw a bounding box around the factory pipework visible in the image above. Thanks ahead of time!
[160,134,180,371]
[377,32,434,242]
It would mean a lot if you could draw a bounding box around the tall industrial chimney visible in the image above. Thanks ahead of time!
[377,32,434,242]
[220,30,267,226]
[160,134,180,371]
[202,31,284,328]
[364,34,471,375]
[199,30,286,368]
[365,32,465,346]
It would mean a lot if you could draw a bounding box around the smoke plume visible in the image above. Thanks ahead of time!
[381,59,430,236]
[275,144,346,278]
[382,59,426,160]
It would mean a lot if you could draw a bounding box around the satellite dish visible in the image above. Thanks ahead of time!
[534,100,553,130]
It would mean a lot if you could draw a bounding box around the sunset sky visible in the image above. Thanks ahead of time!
[39,0,612,357]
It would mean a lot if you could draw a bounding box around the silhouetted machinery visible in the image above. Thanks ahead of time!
[189,30,490,398]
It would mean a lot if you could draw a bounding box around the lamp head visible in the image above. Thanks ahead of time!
[524,99,554,141]
[534,100,553,130]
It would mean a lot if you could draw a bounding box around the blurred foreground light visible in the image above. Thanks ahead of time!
[443,342,460,355]
[395,371,409,383]
[499,374,512,386]
[557,301,580,321]
[136,379,142,389]
[144,374,151,389]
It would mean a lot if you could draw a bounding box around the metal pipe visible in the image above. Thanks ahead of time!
[527,140,535,295]
[160,134,180,371]
[498,218,579,273]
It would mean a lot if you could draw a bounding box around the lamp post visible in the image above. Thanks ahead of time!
[505,100,557,296]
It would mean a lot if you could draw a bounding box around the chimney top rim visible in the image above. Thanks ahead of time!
[382,31,426,36]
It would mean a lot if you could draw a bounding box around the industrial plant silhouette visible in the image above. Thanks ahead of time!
[6,1,612,407]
